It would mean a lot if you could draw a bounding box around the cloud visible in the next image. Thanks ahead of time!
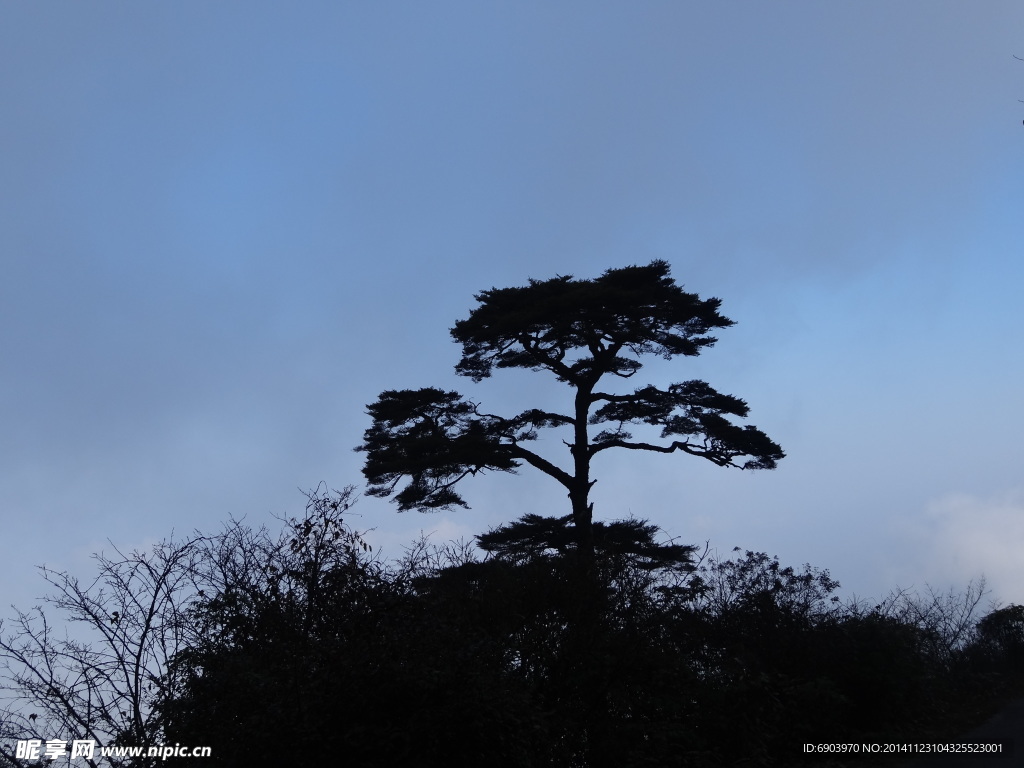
[909,489,1024,606]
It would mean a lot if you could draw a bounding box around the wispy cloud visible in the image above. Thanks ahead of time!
[899,489,1024,606]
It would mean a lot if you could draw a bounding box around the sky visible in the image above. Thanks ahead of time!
[2,1,1023,616]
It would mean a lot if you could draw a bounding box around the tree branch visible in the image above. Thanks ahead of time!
[589,438,736,466]
[507,444,575,491]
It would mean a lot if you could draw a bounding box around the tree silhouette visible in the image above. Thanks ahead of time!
[357,260,784,549]
[0,537,206,768]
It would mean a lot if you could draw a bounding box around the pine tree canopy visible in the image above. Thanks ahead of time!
[357,261,784,528]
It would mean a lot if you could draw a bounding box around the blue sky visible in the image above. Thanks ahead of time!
[2,1,1023,613]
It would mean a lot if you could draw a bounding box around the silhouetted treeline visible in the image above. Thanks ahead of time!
[4,489,1024,768]
[158,493,1024,768]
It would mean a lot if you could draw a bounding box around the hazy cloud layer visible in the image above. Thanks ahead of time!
[2,2,1023,610]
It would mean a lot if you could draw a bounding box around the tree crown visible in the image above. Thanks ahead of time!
[357,260,783,518]
[451,259,734,384]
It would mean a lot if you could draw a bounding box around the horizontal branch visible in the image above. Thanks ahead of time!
[511,408,575,429]
[589,391,637,403]
[590,438,736,466]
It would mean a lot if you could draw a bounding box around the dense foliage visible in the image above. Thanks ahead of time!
[4,490,1024,767]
